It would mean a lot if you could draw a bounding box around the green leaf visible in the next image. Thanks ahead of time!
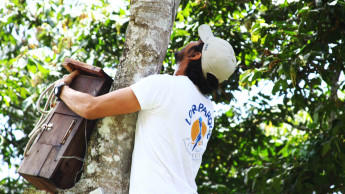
[174,29,190,37]
[284,30,297,36]
[244,167,262,184]
[251,28,261,43]
[261,34,267,45]
[298,7,309,14]
[20,87,28,98]
[27,58,37,73]
[252,70,263,81]
[251,33,260,43]
[321,140,331,157]
[3,96,11,106]
[225,108,234,117]
[37,61,49,75]
[239,70,251,83]
[272,80,281,95]
[119,8,126,16]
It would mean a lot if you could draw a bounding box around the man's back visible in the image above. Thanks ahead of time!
[129,74,214,193]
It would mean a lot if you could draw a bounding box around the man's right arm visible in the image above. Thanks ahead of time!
[57,71,141,120]
[60,86,141,120]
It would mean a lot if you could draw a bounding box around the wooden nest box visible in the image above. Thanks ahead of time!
[17,58,113,193]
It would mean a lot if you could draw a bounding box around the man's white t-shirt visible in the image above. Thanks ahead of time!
[129,74,214,194]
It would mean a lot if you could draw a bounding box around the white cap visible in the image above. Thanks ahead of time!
[198,24,237,82]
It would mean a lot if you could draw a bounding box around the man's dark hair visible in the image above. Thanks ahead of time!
[185,42,219,95]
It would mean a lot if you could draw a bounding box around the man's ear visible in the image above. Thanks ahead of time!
[188,52,201,61]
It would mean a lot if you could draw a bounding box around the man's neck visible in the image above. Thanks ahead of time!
[174,60,188,76]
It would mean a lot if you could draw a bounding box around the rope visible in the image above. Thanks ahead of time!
[24,82,57,156]
[56,156,84,162]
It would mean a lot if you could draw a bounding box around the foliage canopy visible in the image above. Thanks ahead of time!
[1,0,345,193]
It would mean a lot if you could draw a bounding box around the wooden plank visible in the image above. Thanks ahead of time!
[71,75,105,95]
[20,174,56,193]
[62,58,102,74]
[62,58,113,83]
[51,119,90,189]
[38,114,78,146]
[38,145,61,179]
[18,143,52,176]
[53,101,76,116]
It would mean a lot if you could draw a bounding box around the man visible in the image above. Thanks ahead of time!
[54,24,237,193]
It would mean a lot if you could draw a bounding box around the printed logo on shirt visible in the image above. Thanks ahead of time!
[183,103,213,161]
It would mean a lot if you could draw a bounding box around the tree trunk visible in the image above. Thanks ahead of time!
[60,0,180,193]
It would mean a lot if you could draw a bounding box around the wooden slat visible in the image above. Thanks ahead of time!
[51,119,91,189]
[71,75,105,95]
[38,145,60,179]
[38,114,78,146]
[20,174,56,193]
[62,58,113,82]
[18,143,52,176]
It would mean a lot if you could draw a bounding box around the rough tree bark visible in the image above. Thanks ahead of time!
[60,0,180,193]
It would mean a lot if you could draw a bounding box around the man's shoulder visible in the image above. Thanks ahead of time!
[133,74,192,90]
[144,74,189,83]
[147,74,179,79]
[146,74,172,79]
[132,74,174,88]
